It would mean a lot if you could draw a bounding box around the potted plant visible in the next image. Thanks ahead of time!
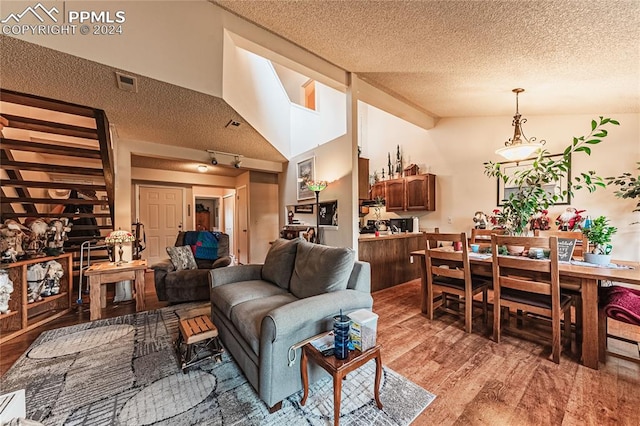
[606,162,639,223]
[485,117,620,235]
[583,215,617,265]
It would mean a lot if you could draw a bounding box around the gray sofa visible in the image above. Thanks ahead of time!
[209,238,373,411]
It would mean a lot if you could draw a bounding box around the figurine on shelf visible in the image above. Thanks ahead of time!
[387,153,392,177]
[473,211,489,229]
[26,262,46,303]
[556,207,586,231]
[529,209,551,231]
[46,218,72,256]
[0,269,13,314]
[395,145,402,177]
[43,260,64,296]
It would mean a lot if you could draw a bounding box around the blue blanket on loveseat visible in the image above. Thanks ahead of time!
[184,231,220,260]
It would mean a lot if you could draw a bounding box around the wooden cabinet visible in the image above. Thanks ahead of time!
[385,179,405,212]
[195,211,211,231]
[405,174,436,211]
[358,157,370,200]
[0,253,73,344]
[370,182,385,200]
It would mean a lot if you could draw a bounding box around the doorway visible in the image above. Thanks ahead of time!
[137,185,185,265]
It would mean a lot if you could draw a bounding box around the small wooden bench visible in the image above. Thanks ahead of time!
[176,315,223,372]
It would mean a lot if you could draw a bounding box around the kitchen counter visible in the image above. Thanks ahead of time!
[358,232,425,292]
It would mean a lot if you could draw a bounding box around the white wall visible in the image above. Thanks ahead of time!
[362,110,640,261]
[283,135,355,249]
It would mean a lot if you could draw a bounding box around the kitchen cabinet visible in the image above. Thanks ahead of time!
[0,253,73,344]
[384,179,405,212]
[405,174,436,211]
[358,157,370,200]
[370,182,385,201]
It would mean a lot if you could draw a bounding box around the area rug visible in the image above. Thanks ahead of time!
[1,304,436,425]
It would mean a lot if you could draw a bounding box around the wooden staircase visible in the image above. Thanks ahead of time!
[1,89,116,289]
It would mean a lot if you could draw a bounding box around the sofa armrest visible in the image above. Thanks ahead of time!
[211,256,232,269]
[150,259,175,273]
[210,264,263,288]
[262,289,374,342]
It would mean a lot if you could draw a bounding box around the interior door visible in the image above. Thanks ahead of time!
[223,193,235,261]
[138,186,184,265]
[236,185,248,265]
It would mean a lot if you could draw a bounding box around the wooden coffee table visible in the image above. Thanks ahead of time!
[300,343,383,426]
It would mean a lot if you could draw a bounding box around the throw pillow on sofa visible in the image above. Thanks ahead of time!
[290,242,355,298]
[166,245,198,271]
[262,238,301,290]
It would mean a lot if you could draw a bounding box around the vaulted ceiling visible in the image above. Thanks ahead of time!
[213,0,640,117]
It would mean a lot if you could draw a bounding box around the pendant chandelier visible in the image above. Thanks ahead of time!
[496,88,545,162]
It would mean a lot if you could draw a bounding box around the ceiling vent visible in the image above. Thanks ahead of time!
[115,72,138,93]
[225,119,242,129]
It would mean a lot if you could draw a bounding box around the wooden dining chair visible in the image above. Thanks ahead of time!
[470,228,507,247]
[424,232,489,333]
[491,235,573,364]
[533,230,589,257]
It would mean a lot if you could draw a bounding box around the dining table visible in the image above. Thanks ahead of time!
[410,249,640,370]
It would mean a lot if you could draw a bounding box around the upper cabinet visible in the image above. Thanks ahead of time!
[405,174,436,211]
[358,157,370,200]
[371,174,436,212]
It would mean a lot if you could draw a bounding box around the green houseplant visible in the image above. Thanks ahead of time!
[606,162,640,222]
[484,117,620,235]
[583,215,617,264]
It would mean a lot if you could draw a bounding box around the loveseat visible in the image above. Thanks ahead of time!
[209,238,372,411]
[152,231,231,303]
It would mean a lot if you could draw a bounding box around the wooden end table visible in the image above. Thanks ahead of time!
[84,259,147,321]
[300,344,383,426]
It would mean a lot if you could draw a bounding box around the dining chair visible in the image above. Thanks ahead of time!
[533,230,589,258]
[534,229,589,350]
[424,232,489,333]
[470,228,507,246]
[491,235,573,363]
[598,285,640,364]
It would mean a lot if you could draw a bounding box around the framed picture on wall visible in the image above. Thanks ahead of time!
[496,153,571,206]
[319,200,338,227]
[297,157,315,200]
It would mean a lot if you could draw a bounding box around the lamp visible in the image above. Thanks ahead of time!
[306,180,328,244]
[496,88,546,163]
[105,229,136,265]
[197,164,208,172]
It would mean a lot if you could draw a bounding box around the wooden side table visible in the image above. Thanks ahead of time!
[300,344,383,426]
[84,260,147,321]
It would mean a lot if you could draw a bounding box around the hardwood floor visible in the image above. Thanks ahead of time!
[1,278,638,425]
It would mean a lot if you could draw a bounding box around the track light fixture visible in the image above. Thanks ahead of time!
[206,150,243,168]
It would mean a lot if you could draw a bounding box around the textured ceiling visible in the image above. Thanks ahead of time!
[0,36,287,171]
[213,0,640,117]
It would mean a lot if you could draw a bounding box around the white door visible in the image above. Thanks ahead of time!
[223,193,235,260]
[237,185,248,265]
[138,186,184,265]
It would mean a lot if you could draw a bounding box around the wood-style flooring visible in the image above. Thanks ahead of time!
[1,279,639,425]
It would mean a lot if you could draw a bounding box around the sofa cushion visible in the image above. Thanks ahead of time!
[166,245,197,271]
[290,242,355,299]
[230,294,298,355]
[211,280,289,318]
[261,238,301,289]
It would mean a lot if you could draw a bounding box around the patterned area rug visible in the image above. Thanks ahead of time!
[1,304,435,425]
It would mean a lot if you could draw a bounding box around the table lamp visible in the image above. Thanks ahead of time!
[306,180,328,244]
[105,229,136,265]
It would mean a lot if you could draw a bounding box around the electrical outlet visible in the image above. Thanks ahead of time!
[410,256,414,264]
[447,216,453,224]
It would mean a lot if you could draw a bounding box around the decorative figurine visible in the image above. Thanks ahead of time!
[0,269,13,314]
[556,207,586,231]
[529,209,551,231]
[43,260,64,296]
[26,262,47,303]
[472,211,489,229]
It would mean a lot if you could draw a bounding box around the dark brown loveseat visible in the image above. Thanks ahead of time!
[151,231,231,303]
